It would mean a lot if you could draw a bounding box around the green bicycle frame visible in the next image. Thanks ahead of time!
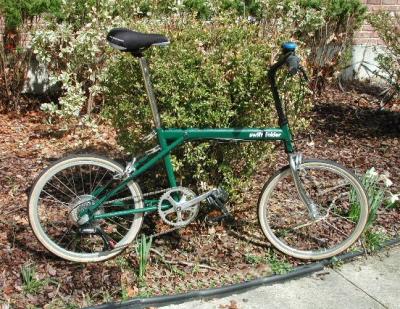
[81,56,295,222]
[87,125,294,221]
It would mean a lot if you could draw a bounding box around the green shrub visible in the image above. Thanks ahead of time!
[0,0,62,30]
[32,0,366,117]
[299,0,367,90]
[102,14,311,192]
[31,0,140,117]
[368,11,400,103]
[0,0,62,111]
[35,1,370,193]
[31,0,316,193]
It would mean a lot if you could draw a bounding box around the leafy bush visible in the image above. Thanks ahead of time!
[32,0,367,117]
[0,0,61,30]
[0,0,61,111]
[368,11,400,103]
[32,0,365,192]
[31,0,139,117]
[102,14,311,191]
[231,0,367,91]
[298,0,367,90]
[31,1,316,192]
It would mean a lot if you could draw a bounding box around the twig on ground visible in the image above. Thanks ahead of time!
[150,248,218,271]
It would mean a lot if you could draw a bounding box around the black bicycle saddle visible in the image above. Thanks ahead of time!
[107,28,169,53]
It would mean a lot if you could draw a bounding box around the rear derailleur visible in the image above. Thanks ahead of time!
[79,224,117,250]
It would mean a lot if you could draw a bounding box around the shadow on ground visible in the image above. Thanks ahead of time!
[313,102,400,138]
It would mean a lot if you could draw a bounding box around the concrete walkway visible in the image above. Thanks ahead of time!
[163,246,400,309]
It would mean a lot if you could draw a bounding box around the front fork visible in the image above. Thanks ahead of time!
[289,153,321,220]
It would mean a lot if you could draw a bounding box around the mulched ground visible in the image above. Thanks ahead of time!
[0,86,399,308]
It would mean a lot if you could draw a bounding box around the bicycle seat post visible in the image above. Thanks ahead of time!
[135,52,177,188]
[137,55,161,128]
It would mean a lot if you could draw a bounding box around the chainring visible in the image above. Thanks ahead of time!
[157,187,199,227]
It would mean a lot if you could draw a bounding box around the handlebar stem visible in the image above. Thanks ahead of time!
[267,52,293,127]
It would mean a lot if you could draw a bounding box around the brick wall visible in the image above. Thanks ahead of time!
[354,0,400,45]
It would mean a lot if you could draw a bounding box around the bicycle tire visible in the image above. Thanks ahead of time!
[258,159,369,260]
[28,154,144,262]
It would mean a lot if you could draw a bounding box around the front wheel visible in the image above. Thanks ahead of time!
[28,154,144,262]
[258,159,369,260]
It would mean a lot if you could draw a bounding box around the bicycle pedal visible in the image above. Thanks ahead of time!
[206,188,229,208]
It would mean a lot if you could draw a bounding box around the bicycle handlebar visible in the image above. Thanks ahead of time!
[270,42,308,79]
[267,42,308,127]
[287,54,300,75]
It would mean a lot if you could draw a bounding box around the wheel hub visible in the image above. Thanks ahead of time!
[70,195,102,225]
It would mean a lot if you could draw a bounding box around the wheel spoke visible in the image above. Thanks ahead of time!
[46,180,75,200]
[89,165,92,193]
[92,169,110,193]
[70,170,78,197]
[322,219,350,238]
[105,217,130,232]
[290,217,323,230]
[79,165,85,195]
[90,166,101,193]
[56,225,75,245]
[53,175,80,199]
[103,220,127,239]
[317,181,349,196]
[59,171,78,197]
[42,190,72,207]
[40,196,69,208]
[330,212,356,225]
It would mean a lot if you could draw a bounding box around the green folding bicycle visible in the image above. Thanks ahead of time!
[28,28,369,263]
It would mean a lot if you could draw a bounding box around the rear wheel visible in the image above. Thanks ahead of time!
[258,160,368,260]
[28,154,143,262]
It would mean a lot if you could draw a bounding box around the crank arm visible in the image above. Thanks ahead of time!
[179,189,218,211]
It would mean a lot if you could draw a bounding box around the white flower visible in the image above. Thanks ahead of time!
[379,172,393,187]
[383,177,393,187]
[366,167,378,178]
[388,193,399,204]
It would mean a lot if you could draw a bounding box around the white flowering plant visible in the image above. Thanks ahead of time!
[356,167,398,228]
[350,167,398,231]
[366,168,399,208]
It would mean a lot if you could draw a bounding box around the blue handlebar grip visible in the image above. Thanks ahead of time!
[282,42,297,53]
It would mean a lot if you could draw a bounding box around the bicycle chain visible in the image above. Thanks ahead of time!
[102,187,170,206]
[103,187,182,238]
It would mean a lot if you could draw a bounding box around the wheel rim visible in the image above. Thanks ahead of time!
[29,157,143,262]
[259,161,368,259]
